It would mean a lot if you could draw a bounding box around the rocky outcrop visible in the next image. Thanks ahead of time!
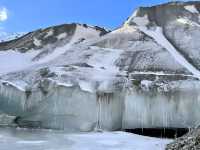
[166,126,200,150]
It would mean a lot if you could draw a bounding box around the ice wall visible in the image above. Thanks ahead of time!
[1,79,200,131]
[0,83,27,115]
[123,81,200,129]
[0,82,124,131]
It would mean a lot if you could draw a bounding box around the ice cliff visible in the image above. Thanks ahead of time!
[0,1,200,131]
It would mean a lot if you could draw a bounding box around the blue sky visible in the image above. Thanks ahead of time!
[0,0,190,33]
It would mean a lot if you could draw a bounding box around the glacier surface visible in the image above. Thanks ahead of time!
[0,128,171,150]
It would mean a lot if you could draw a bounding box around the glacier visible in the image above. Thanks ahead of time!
[0,1,200,132]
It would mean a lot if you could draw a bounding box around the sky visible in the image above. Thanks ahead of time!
[0,0,193,33]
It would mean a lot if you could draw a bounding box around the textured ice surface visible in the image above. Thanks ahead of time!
[0,128,171,150]
[123,80,200,129]
[0,82,124,131]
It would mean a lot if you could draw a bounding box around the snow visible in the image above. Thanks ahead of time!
[177,17,200,27]
[130,71,193,77]
[36,25,102,65]
[72,24,102,43]
[0,50,39,75]
[111,23,137,34]
[0,128,172,150]
[88,47,122,73]
[33,38,42,47]
[177,18,192,25]
[57,33,67,40]
[131,15,200,79]
[141,80,153,90]
[124,9,139,25]
[140,27,200,79]
[56,81,74,87]
[184,5,199,13]
[1,7,200,132]
[50,53,122,92]
[0,80,28,91]
[78,81,95,93]
[44,29,54,38]
[48,46,124,92]
[35,40,72,64]
[131,15,149,26]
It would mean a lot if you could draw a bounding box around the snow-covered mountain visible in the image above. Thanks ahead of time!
[0,1,200,131]
[0,32,25,43]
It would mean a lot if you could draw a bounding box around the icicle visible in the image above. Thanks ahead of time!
[96,92,122,131]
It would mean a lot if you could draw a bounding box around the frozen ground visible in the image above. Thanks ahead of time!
[0,127,172,150]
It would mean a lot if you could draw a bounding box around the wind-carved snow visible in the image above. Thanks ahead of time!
[184,5,199,13]
[131,15,200,79]
[177,17,200,27]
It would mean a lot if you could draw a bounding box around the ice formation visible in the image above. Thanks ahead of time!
[0,1,200,131]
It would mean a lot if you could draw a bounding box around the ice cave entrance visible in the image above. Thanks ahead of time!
[125,128,189,139]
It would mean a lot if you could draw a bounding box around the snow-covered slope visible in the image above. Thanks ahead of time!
[0,23,108,75]
[0,1,200,131]
[127,13,200,79]
[126,1,200,71]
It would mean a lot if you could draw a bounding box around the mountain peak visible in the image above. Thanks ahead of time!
[0,23,108,52]
[125,1,200,27]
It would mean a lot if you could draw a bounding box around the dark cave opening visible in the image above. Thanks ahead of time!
[125,128,189,139]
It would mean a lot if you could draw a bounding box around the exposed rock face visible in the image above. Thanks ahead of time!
[127,1,200,70]
[0,23,108,52]
[166,127,200,150]
[0,1,200,131]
